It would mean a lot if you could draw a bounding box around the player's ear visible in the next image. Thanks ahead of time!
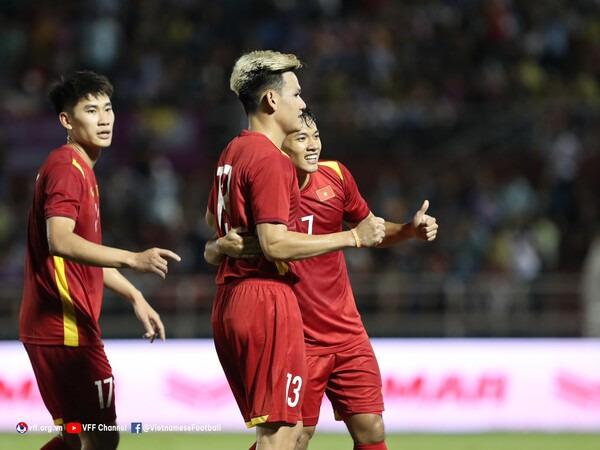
[59,111,73,131]
[263,89,277,113]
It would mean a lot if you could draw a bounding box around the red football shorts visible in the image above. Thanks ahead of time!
[212,279,307,428]
[23,343,117,425]
[302,338,384,427]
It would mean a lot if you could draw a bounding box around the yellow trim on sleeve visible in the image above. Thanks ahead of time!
[71,158,86,179]
[53,256,79,347]
[245,415,269,428]
[54,418,64,426]
[318,161,343,180]
[275,261,289,276]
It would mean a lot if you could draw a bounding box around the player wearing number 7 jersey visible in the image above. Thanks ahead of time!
[205,51,385,450]
[207,109,438,450]
[20,70,181,450]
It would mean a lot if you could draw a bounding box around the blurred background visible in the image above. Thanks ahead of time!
[1,0,600,341]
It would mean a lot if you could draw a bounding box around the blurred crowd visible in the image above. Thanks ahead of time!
[1,0,599,336]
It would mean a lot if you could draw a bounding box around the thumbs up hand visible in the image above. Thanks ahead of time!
[412,200,438,242]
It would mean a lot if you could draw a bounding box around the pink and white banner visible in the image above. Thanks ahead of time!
[1,339,599,432]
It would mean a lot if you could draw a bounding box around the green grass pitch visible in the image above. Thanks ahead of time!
[4,432,600,449]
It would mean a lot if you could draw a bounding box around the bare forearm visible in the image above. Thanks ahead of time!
[104,267,164,341]
[50,231,135,269]
[259,227,356,261]
[377,221,415,248]
[103,268,140,303]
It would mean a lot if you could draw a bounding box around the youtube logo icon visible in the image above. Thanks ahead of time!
[65,422,82,434]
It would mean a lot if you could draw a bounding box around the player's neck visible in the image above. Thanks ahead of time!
[247,116,286,150]
[67,139,100,169]
[297,172,310,190]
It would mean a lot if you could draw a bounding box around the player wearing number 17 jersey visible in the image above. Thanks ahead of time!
[205,51,386,450]
[20,70,180,450]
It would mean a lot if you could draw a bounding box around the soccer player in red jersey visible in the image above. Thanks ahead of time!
[19,70,181,450]
[205,51,385,450]
[208,109,438,450]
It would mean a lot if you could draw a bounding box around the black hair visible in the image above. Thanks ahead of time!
[47,70,114,115]
[300,107,317,128]
[237,67,286,114]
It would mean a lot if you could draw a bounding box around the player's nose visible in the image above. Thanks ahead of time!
[299,96,307,110]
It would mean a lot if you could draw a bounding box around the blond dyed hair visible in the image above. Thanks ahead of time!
[230,50,303,113]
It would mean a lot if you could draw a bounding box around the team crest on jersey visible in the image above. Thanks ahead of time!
[316,185,335,202]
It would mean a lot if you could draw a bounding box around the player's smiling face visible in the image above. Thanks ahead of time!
[282,120,321,176]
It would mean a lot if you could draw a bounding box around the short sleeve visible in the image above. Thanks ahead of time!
[340,162,370,223]
[44,161,85,221]
[249,152,295,226]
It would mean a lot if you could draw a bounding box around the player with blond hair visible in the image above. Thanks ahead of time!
[205,51,385,450]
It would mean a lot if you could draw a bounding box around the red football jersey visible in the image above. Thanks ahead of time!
[207,130,300,285]
[293,161,371,355]
[20,145,104,347]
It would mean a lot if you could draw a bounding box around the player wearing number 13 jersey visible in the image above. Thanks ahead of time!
[205,51,386,450]
[206,53,308,446]
[207,127,307,427]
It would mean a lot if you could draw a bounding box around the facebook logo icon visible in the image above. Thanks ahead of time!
[131,422,143,433]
